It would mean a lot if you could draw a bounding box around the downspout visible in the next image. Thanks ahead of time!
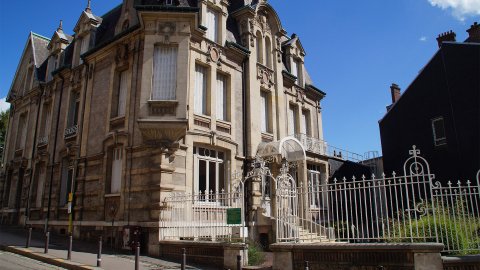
[128,38,141,225]
[25,83,44,226]
[45,73,64,232]
[242,57,249,177]
[71,62,90,234]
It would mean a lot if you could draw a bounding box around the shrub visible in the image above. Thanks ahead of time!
[248,241,265,266]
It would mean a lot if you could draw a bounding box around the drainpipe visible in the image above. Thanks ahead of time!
[25,83,44,226]
[45,73,65,233]
[242,57,248,177]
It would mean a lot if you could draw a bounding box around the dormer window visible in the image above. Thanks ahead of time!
[206,8,218,43]
[291,58,302,86]
[79,37,89,64]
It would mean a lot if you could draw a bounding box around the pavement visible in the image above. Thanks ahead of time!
[0,225,217,270]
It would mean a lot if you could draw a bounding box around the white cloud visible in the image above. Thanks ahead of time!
[0,98,11,112]
[428,0,480,20]
[419,36,428,41]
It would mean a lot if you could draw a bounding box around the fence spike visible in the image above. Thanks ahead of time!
[342,177,347,182]
[352,176,356,181]
[392,171,397,177]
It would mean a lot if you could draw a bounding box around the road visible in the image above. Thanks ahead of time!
[0,250,66,270]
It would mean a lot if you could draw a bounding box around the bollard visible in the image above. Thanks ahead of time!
[181,248,186,270]
[97,236,102,267]
[44,231,50,254]
[26,227,32,248]
[67,233,73,260]
[304,260,309,270]
[135,242,140,270]
[237,255,241,270]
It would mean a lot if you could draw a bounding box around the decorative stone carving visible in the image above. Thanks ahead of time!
[115,43,130,66]
[255,11,271,34]
[257,64,274,88]
[158,22,176,43]
[275,36,282,63]
[207,43,222,66]
[295,86,306,105]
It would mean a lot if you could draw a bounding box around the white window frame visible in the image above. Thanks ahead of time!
[260,91,270,133]
[117,70,128,117]
[216,73,227,121]
[206,8,218,43]
[152,45,177,100]
[432,117,447,146]
[194,64,208,115]
[301,110,311,136]
[193,146,225,203]
[288,104,298,136]
[307,164,321,208]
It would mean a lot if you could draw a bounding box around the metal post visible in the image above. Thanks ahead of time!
[237,255,241,270]
[181,248,186,270]
[97,236,102,267]
[135,242,140,270]
[304,261,309,270]
[26,227,32,248]
[67,233,73,260]
[44,231,49,253]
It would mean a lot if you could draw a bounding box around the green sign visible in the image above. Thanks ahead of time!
[227,208,242,225]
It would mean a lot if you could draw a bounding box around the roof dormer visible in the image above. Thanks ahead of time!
[283,34,306,87]
[73,0,102,66]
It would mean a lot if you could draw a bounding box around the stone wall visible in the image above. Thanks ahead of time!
[270,243,444,270]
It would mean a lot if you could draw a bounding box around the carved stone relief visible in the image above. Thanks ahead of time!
[257,65,274,88]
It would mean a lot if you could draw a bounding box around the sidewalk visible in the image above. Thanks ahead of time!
[0,225,215,270]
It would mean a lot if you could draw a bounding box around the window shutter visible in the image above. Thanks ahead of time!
[194,65,207,115]
[117,71,128,116]
[216,74,226,121]
[206,9,217,42]
[111,147,122,194]
[152,46,177,100]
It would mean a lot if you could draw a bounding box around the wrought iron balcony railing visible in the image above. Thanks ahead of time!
[37,136,49,146]
[64,124,78,139]
[293,133,364,162]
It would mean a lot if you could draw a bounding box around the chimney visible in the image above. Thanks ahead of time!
[436,30,456,48]
[390,83,401,104]
[466,22,480,43]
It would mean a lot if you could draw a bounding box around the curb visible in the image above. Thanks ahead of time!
[1,245,101,270]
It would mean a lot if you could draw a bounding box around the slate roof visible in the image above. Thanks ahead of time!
[31,33,50,68]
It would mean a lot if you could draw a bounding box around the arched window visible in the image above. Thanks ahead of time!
[256,32,263,64]
[265,36,272,68]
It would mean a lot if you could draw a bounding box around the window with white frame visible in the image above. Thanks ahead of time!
[260,91,270,133]
[116,70,128,117]
[288,104,298,135]
[40,104,51,139]
[152,45,177,100]
[194,64,208,115]
[291,58,301,85]
[307,164,321,208]
[194,146,225,202]
[110,147,123,194]
[206,8,218,43]
[67,92,80,128]
[432,117,447,146]
[301,110,311,136]
[216,73,227,121]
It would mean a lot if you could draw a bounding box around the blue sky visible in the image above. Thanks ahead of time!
[0,0,478,156]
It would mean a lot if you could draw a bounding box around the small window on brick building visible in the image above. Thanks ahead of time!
[432,117,447,146]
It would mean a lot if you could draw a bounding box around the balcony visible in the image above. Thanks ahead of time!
[64,125,78,139]
[293,133,364,162]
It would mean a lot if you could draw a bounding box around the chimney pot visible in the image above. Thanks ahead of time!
[466,22,480,43]
[390,83,401,104]
[436,30,456,48]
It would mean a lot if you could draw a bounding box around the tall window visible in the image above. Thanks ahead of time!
[60,161,73,206]
[40,104,51,139]
[432,117,447,146]
[260,91,270,133]
[67,92,80,127]
[79,37,89,64]
[288,104,298,135]
[152,46,177,100]
[291,58,301,85]
[194,64,207,115]
[30,165,46,208]
[206,8,218,42]
[47,56,56,81]
[265,37,272,68]
[117,71,128,117]
[110,147,123,194]
[256,33,263,64]
[307,164,321,208]
[216,73,227,121]
[301,110,311,136]
[15,114,27,149]
[194,147,225,201]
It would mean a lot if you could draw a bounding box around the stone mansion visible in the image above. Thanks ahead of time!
[0,0,331,255]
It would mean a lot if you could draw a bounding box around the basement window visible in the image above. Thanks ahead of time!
[432,117,447,146]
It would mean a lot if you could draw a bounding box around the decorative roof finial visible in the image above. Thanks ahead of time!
[85,0,92,13]
[57,20,63,32]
